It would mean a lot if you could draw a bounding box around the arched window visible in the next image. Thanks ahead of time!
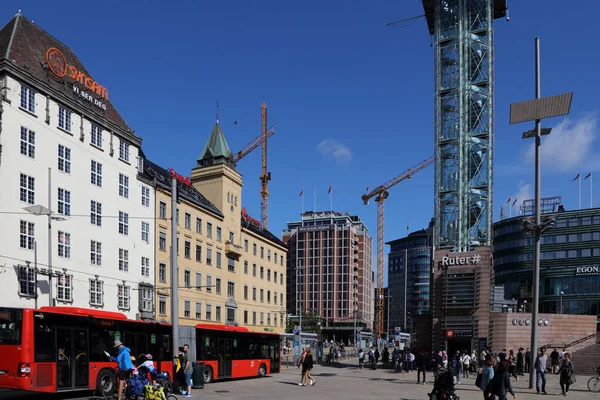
[227,192,230,203]
[234,196,237,206]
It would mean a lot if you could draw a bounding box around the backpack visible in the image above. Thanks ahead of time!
[127,375,148,397]
[475,371,483,388]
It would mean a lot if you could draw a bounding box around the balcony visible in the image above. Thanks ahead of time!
[225,241,243,260]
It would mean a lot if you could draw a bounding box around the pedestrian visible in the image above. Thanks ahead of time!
[534,348,548,395]
[375,348,380,365]
[516,348,524,376]
[550,348,560,374]
[478,354,495,400]
[452,351,462,384]
[524,347,531,373]
[182,344,193,398]
[416,351,427,385]
[489,360,516,400]
[558,352,575,396]
[507,350,518,380]
[298,348,307,386]
[433,350,442,378]
[358,348,365,369]
[110,340,132,400]
[303,348,316,386]
[462,351,471,378]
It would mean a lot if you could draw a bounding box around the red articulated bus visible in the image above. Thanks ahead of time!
[0,306,172,396]
[195,324,281,383]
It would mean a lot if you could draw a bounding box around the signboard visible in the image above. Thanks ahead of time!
[241,207,261,227]
[446,330,455,338]
[575,265,600,276]
[298,225,329,233]
[522,196,562,215]
[440,252,481,267]
[394,327,401,334]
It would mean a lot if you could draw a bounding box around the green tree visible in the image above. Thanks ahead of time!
[285,312,322,334]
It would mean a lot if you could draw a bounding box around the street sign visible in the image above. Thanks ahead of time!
[293,329,301,335]
[394,327,401,334]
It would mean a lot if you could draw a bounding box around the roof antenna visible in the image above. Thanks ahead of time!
[216,100,219,124]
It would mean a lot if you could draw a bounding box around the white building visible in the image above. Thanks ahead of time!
[0,13,155,319]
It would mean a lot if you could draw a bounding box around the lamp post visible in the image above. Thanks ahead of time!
[560,291,564,314]
[509,38,572,389]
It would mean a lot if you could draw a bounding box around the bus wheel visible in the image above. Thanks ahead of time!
[203,366,214,383]
[96,368,116,398]
[258,363,267,378]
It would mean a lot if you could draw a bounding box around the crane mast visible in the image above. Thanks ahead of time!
[260,102,271,228]
[362,156,434,340]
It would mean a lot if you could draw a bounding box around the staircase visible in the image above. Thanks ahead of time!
[571,342,600,375]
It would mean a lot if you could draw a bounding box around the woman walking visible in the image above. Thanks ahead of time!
[489,360,516,400]
[303,349,316,386]
[508,350,518,380]
[479,354,496,400]
[558,352,575,396]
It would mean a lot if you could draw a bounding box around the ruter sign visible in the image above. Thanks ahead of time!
[440,252,482,267]
[46,48,109,100]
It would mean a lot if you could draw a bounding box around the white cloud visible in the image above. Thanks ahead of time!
[316,139,352,164]
[523,114,598,172]
[503,180,533,216]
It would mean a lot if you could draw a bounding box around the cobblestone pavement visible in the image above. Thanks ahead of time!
[1,362,598,399]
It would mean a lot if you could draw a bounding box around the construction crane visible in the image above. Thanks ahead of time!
[233,125,275,162]
[259,102,271,229]
[362,156,434,339]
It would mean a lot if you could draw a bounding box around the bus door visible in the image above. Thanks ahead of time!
[269,341,280,373]
[217,338,232,378]
[56,328,89,390]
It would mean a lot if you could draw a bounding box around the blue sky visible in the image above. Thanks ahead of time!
[4,1,598,284]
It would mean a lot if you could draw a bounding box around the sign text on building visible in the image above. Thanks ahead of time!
[168,168,192,186]
[241,207,261,227]
[440,252,481,267]
[575,265,600,276]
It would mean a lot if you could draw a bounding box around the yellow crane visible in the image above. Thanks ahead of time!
[362,156,434,339]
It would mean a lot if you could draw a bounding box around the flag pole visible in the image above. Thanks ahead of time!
[579,172,582,210]
[591,172,594,208]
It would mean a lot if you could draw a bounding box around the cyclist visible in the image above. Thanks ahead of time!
[110,340,133,400]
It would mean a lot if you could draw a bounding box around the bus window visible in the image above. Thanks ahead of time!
[0,308,23,345]
[199,335,217,360]
[90,330,112,362]
[34,323,55,362]
[158,334,171,361]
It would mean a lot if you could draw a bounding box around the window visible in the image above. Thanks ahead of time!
[159,296,166,315]
[57,188,71,216]
[119,211,129,235]
[139,286,153,312]
[57,274,72,302]
[267,313,271,326]
[253,263,257,277]
[227,307,235,324]
[118,249,129,272]
[90,279,103,306]
[260,266,264,279]
[176,209,179,224]
[207,222,213,238]
[184,241,191,259]
[244,239,248,252]
[280,293,283,305]
[91,124,102,148]
[274,271,278,283]
[253,243,257,256]
[260,247,264,259]
[20,84,35,113]
[216,306,221,322]
[57,231,71,258]
[206,248,212,265]
[119,174,129,198]
[90,200,102,226]
[119,141,130,162]
[253,311,257,325]
[141,257,150,277]
[267,290,271,303]
[117,284,130,310]
[18,264,36,296]
[267,269,271,281]
[19,220,35,250]
[185,213,191,229]
[196,217,202,233]
[195,302,202,319]
[196,272,202,290]
[19,173,35,204]
[206,275,212,292]
[244,260,248,274]
[90,240,102,265]
[159,263,166,282]
[135,217,148,240]
[90,160,103,187]
[206,304,212,320]
[227,281,235,297]
[159,231,166,251]
[216,227,222,242]
[184,270,191,287]
[20,127,35,158]
[280,274,284,285]
[267,249,271,262]
[281,256,284,266]
[274,291,278,305]
[229,231,234,243]
[216,252,222,268]
[159,202,167,219]
[244,310,248,324]
[252,287,257,301]
[244,285,248,300]
[274,253,278,264]
[141,186,150,207]
[184,301,190,318]
[260,289,264,303]
[216,278,221,295]
[228,256,235,272]
[196,244,202,262]
[58,106,71,131]
[260,312,264,325]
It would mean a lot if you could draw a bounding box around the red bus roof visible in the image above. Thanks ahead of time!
[39,306,128,320]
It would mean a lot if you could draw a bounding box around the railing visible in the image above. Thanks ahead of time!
[280,347,358,368]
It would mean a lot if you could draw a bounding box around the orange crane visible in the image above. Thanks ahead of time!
[362,156,434,339]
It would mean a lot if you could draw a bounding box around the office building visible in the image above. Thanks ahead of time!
[0,13,154,318]
[283,211,374,343]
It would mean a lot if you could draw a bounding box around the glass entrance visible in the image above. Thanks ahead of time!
[269,341,280,373]
[217,338,232,378]
[56,328,89,390]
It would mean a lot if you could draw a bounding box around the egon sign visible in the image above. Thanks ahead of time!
[46,48,108,110]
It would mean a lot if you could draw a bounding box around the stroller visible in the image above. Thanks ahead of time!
[429,367,460,400]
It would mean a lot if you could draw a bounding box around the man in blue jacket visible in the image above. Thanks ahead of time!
[110,340,132,400]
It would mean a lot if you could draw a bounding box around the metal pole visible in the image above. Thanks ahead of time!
[170,177,179,359]
[47,167,53,307]
[34,242,38,309]
[387,292,390,340]
[404,248,407,332]
[529,37,541,390]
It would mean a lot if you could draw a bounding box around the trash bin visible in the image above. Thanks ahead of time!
[191,362,204,389]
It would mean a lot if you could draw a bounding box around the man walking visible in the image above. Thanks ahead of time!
[416,351,427,385]
[535,348,548,395]
[110,340,132,400]
[183,344,193,397]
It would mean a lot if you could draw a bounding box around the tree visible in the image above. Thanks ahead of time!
[285,312,322,334]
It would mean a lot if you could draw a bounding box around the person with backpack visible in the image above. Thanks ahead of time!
[489,360,516,400]
[477,354,495,400]
[109,340,133,400]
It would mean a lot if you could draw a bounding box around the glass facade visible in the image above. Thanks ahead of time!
[493,208,600,319]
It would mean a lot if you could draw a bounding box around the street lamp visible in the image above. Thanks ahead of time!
[560,291,564,314]
[509,38,573,389]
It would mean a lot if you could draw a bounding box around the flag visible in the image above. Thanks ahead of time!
[572,173,580,181]
[506,198,511,204]
[328,185,332,194]
[500,206,504,218]
[233,120,238,126]
[512,198,518,206]
[585,172,592,180]
[299,188,304,196]
[366,185,370,192]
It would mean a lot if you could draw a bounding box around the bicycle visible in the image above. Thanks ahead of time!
[102,367,177,400]
[587,367,600,393]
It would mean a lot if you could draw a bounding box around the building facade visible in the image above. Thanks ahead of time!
[386,220,433,335]
[145,120,287,335]
[0,14,154,318]
[283,211,374,343]
[494,206,600,319]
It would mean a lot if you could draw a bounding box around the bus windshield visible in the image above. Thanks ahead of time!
[0,308,23,345]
